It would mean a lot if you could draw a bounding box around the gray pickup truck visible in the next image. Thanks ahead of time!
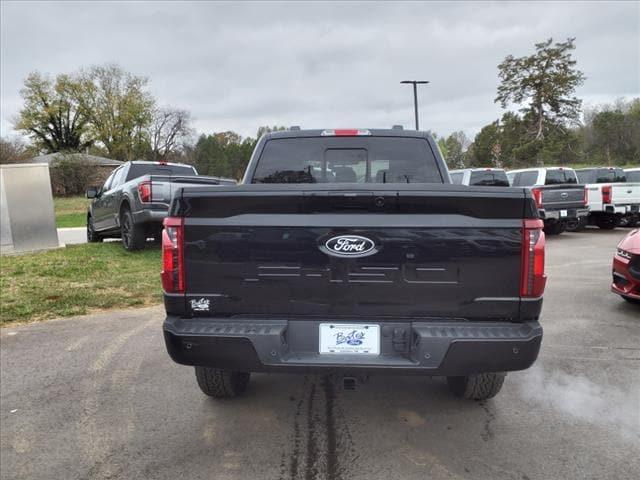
[162,129,546,401]
[507,167,588,235]
[86,160,235,250]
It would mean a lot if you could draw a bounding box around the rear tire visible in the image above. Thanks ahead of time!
[596,216,617,230]
[544,222,564,235]
[86,215,103,243]
[566,217,587,232]
[447,373,506,400]
[120,208,146,251]
[195,367,250,398]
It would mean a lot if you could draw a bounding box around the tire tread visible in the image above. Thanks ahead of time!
[195,367,250,398]
[447,373,506,400]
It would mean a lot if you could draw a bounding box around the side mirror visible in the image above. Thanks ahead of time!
[86,186,99,199]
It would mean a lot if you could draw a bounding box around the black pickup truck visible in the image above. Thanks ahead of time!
[162,129,546,401]
[86,160,235,250]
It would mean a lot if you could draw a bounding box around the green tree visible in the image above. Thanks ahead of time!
[13,72,92,153]
[443,131,468,168]
[591,110,631,165]
[468,122,501,167]
[79,64,155,160]
[193,132,256,180]
[437,137,448,160]
[496,38,586,140]
[256,125,287,138]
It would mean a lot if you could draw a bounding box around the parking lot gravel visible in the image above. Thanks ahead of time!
[1,228,639,480]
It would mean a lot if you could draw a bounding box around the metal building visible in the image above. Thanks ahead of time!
[1,163,60,254]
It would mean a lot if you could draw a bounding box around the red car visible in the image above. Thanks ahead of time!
[612,229,640,304]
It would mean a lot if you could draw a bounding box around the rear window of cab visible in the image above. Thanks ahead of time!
[252,137,443,184]
[545,169,578,185]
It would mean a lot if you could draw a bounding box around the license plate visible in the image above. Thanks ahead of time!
[560,209,568,217]
[319,324,380,355]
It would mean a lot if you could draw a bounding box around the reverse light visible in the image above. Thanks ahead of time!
[321,129,371,136]
[531,188,543,209]
[161,217,184,293]
[602,185,612,204]
[138,181,152,203]
[521,219,546,298]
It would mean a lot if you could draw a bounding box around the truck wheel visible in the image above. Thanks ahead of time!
[565,220,577,231]
[87,215,103,243]
[195,367,250,398]
[447,373,506,400]
[120,208,146,251]
[544,222,563,235]
[596,216,617,230]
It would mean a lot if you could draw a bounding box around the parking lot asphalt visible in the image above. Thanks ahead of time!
[1,228,639,480]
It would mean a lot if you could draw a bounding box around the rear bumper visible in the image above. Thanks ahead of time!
[540,208,589,221]
[163,316,543,376]
[132,207,168,225]
[603,204,640,215]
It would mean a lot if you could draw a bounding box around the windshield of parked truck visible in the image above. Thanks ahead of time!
[252,137,442,184]
[545,169,578,185]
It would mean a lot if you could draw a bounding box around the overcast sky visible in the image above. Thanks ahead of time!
[1,1,639,141]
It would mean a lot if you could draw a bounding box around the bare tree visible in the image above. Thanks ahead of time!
[0,136,32,164]
[149,107,193,161]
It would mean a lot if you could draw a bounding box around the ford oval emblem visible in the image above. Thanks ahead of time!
[560,192,568,198]
[323,235,377,258]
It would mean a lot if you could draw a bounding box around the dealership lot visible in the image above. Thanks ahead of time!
[1,229,638,480]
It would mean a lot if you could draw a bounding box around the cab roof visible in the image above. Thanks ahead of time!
[262,128,433,140]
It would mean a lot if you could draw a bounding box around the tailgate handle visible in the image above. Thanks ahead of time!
[327,191,376,210]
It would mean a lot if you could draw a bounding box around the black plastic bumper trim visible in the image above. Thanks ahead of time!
[163,317,542,376]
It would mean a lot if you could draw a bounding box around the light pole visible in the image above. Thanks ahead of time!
[400,80,429,130]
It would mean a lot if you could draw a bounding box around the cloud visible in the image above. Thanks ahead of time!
[1,1,638,140]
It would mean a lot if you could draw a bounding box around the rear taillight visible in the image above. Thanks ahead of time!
[531,188,543,209]
[521,219,546,298]
[161,217,184,293]
[583,187,588,206]
[138,181,152,203]
[602,185,612,204]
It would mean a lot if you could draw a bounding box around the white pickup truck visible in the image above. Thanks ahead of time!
[575,167,640,229]
[450,168,510,186]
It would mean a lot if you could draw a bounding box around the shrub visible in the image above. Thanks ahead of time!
[49,153,101,196]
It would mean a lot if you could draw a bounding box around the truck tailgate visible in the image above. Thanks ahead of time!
[148,175,235,204]
[540,184,585,209]
[178,185,530,321]
[612,183,640,205]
